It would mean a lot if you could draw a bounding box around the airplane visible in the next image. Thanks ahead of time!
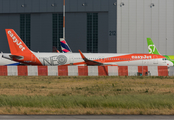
[60,38,72,53]
[0,34,71,66]
[147,38,174,65]
[0,38,70,66]
[0,38,68,66]
[2,29,173,66]
[0,35,71,66]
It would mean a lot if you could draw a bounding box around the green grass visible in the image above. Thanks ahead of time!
[0,76,174,114]
[0,94,174,109]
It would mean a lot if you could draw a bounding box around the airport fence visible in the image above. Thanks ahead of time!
[169,66,174,76]
[0,65,169,76]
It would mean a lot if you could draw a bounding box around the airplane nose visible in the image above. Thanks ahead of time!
[167,61,173,66]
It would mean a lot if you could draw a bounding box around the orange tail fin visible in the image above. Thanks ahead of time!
[5,29,31,54]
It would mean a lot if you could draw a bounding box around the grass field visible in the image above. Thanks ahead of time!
[0,76,174,114]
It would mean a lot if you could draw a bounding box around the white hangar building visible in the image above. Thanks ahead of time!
[0,0,173,55]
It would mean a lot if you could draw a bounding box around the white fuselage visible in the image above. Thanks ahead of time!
[32,52,173,66]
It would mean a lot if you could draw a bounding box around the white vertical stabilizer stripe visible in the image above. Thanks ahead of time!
[7,66,17,76]
[128,66,138,76]
[48,66,58,76]
[148,66,158,76]
[169,67,174,76]
[88,66,98,76]
[28,66,38,76]
[68,66,78,76]
[108,66,118,76]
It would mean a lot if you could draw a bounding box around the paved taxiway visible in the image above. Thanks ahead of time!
[0,115,174,120]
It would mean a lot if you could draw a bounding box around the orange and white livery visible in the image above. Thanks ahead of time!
[3,29,173,66]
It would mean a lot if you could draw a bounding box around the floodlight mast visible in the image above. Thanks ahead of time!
[63,0,65,39]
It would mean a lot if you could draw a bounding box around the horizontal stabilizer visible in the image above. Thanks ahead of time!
[9,55,24,60]
[2,54,12,60]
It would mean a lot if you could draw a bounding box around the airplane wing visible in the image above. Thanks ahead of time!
[78,50,106,66]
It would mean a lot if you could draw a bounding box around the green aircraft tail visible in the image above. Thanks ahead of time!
[147,38,160,55]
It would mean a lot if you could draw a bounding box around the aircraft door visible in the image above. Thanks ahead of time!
[69,56,74,65]
[153,55,158,64]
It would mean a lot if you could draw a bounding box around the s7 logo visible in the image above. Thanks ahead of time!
[148,45,156,54]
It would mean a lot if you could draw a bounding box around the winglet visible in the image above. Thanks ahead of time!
[78,50,86,59]
[57,50,60,53]
[147,38,160,55]
[78,50,102,65]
